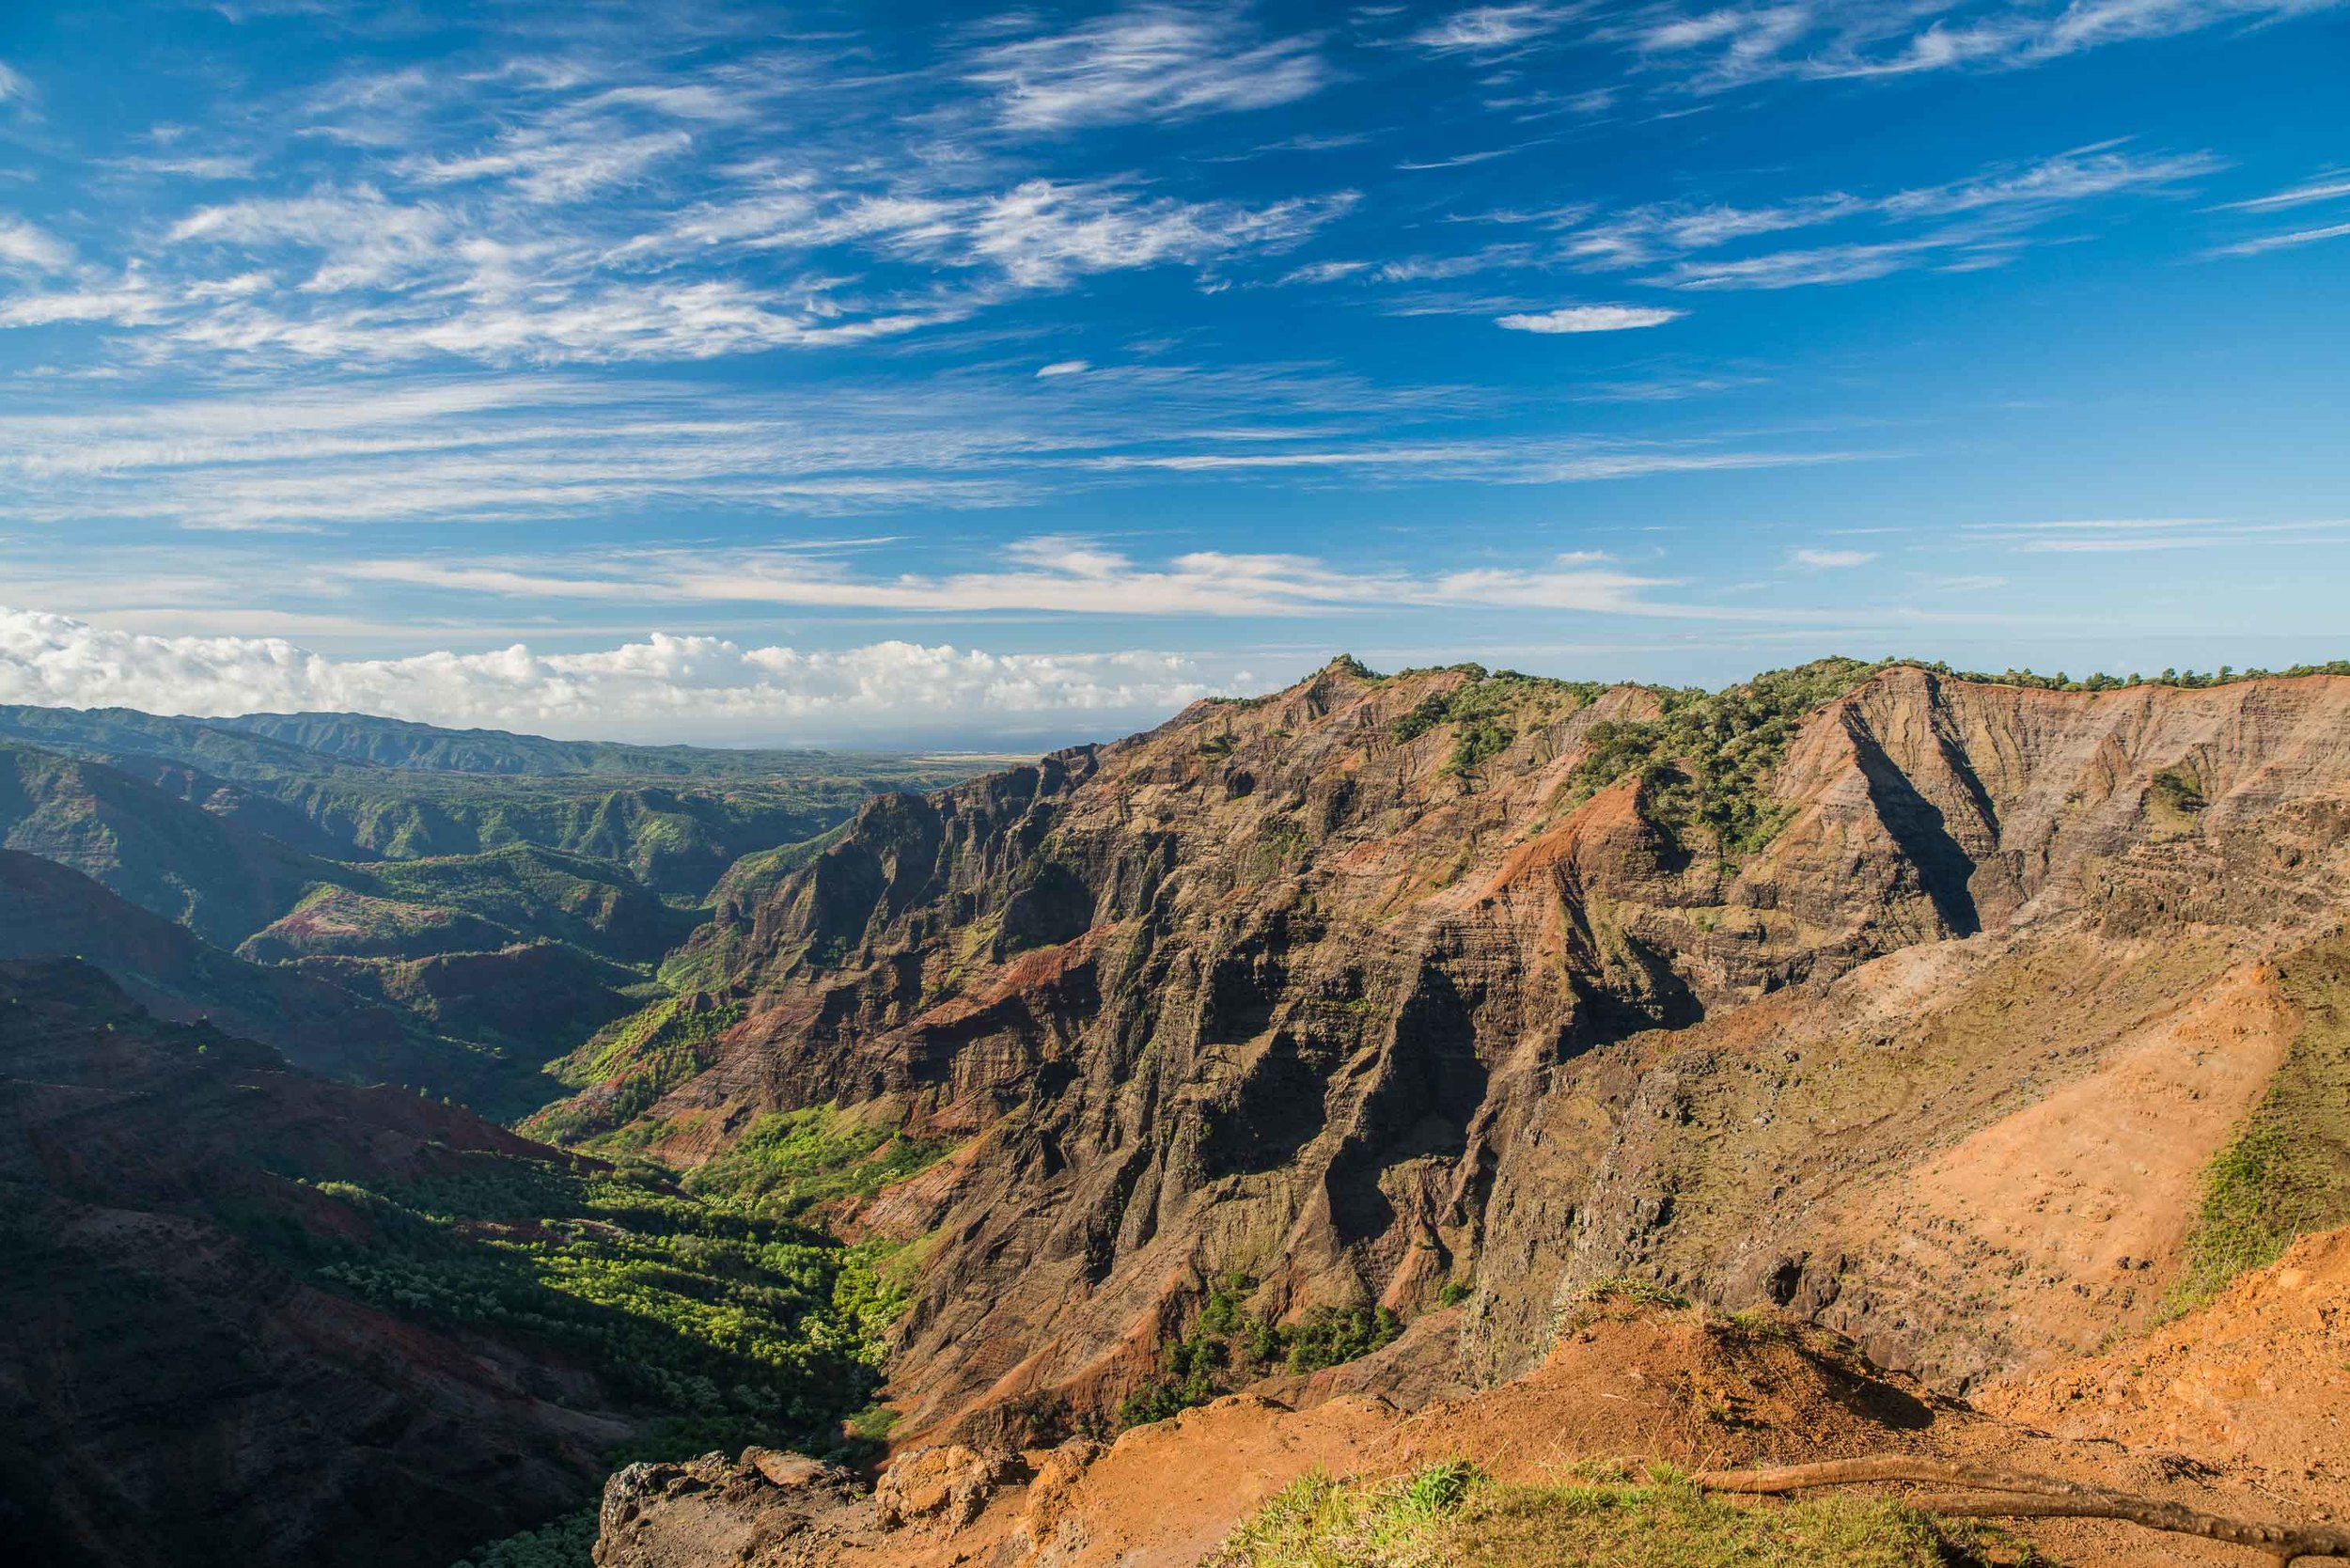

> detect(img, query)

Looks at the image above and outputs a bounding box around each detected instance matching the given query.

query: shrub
[1118,1278,1404,1429]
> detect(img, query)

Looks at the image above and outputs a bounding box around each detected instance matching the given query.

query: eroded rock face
[546,663,2350,1435]
[871,1445,1021,1530]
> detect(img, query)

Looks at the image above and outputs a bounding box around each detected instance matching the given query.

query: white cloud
[970,4,1331,131]
[1496,304,1684,332]
[1961,517,2350,552]
[401,126,694,204]
[0,371,1872,534]
[0,277,170,327]
[1619,0,2349,91]
[1036,359,1090,377]
[1411,6,1576,51]
[2208,219,2350,258]
[1791,547,1875,568]
[0,59,25,104]
[1879,144,2223,218]
[165,187,455,292]
[949,180,1355,290]
[1567,145,2214,290]
[0,216,72,273]
[322,535,1682,618]
[1652,240,1935,290]
[0,605,1247,745]
[2217,175,2350,212]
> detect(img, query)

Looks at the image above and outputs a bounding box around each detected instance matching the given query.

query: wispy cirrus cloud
[0,29,1357,372]
[1620,0,2350,92]
[324,535,1691,619]
[1962,517,2350,551]
[1409,6,1583,53]
[1554,143,2219,290]
[2206,219,2350,257]
[2217,173,2350,212]
[0,369,1871,532]
[966,4,1331,131]
[2203,169,2350,257]
[1651,239,1940,290]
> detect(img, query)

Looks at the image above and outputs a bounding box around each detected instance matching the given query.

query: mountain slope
[0,742,333,946]
[0,702,849,779]
[0,959,891,1568]
[0,702,993,900]
[237,843,702,966]
[0,849,556,1105]
[535,659,2350,1442]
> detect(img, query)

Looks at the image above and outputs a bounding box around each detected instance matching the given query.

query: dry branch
[1690,1458,2350,1564]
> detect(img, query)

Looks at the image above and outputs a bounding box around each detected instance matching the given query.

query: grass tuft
[1210,1463,2010,1568]
[2165,934,2350,1315]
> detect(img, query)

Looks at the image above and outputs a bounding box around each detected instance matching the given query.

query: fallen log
[1690,1459,2350,1564]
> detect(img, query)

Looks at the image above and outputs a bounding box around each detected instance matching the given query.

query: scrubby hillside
[535,658,2350,1446]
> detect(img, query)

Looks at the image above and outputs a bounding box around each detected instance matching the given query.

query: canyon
[7,660,2348,1566]
[553,659,2350,1450]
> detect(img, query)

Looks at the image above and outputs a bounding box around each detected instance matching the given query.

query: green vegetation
[1569,1277,1695,1327]
[338,843,703,964]
[2149,764,2207,818]
[449,1506,600,1568]
[307,1151,900,1450]
[1119,1275,1402,1429]
[525,994,746,1145]
[1209,1461,2004,1568]
[682,1103,959,1217]
[1914,658,2350,691]
[1561,657,1883,859]
[2166,935,2350,1313]
[1363,654,2350,861]
[0,700,984,902]
[1389,666,1608,777]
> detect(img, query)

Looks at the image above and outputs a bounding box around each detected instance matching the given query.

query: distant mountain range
[0,703,870,778]
[0,701,992,1114]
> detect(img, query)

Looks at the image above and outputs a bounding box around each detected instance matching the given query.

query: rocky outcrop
[594,1450,871,1568]
[544,661,2350,1437]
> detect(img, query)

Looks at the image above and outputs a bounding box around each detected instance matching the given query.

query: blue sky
[0,0,2344,744]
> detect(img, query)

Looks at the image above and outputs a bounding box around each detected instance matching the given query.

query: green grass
[1209,1462,2006,1568]
[1119,1276,1402,1429]
[2165,934,2350,1314]
[680,1103,959,1217]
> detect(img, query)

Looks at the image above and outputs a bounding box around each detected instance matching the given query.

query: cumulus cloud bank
[0,607,1249,747]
